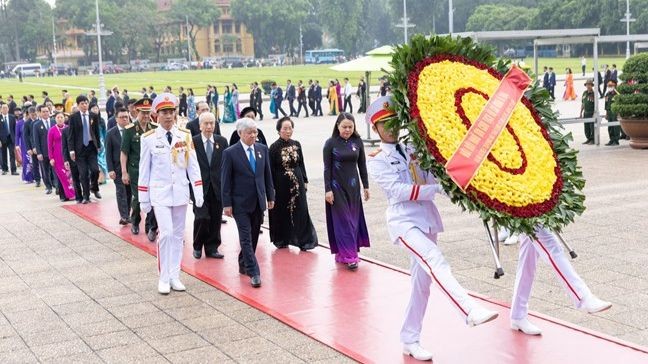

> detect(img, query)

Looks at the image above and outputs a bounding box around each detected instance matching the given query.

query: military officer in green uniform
[580,79,596,145]
[604,79,621,146]
[120,98,158,240]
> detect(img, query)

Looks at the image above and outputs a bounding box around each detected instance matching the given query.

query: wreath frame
[386,34,586,235]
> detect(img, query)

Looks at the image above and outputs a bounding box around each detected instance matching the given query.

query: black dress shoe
[35,181,41,187]
[147,229,157,242]
[81,199,90,204]
[93,191,102,199]
[205,251,224,259]
[347,262,359,270]
[250,275,262,288]
[131,225,140,235]
[11,172,18,176]
[76,199,83,204]
[239,266,246,275]
[274,243,288,249]
[193,249,202,259]
[300,243,318,251]
[119,218,129,225]
[60,198,70,202]
[45,189,52,195]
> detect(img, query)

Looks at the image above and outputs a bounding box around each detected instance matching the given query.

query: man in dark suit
[23,106,41,186]
[252,82,263,120]
[602,64,611,97]
[0,104,17,175]
[67,95,101,204]
[106,108,132,224]
[314,80,323,116]
[548,68,556,100]
[192,112,228,259]
[271,82,287,119]
[106,101,124,130]
[286,79,296,116]
[307,79,316,115]
[542,67,550,92]
[106,90,116,120]
[186,101,219,137]
[32,105,56,193]
[221,118,275,288]
[62,124,82,202]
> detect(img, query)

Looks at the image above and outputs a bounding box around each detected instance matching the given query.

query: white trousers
[511,226,592,320]
[155,205,188,284]
[398,228,476,344]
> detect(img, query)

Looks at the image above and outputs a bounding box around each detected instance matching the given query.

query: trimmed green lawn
[0,65,370,100]
[522,57,626,74]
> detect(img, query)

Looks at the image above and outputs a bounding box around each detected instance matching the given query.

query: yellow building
[156,0,255,59]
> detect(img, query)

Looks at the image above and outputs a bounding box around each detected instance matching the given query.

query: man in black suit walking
[271,82,287,119]
[106,108,132,224]
[67,95,101,204]
[286,79,296,116]
[32,105,56,193]
[221,118,275,288]
[192,112,228,259]
[252,82,263,120]
[23,106,41,186]
[314,80,323,116]
[0,104,17,175]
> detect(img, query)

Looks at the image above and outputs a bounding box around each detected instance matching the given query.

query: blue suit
[221,141,275,276]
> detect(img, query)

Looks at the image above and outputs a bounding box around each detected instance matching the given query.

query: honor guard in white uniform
[366,96,498,362]
[138,93,204,294]
[510,226,611,335]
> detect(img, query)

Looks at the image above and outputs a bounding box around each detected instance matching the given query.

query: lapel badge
[215,143,219,149]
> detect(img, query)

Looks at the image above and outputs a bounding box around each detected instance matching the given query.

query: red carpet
[65,199,648,363]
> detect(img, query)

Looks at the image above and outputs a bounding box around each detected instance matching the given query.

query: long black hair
[331,112,360,139]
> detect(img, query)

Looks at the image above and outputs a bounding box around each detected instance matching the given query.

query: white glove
[195,199,204,208]
[141,202,152,213]
[434,184,448,197]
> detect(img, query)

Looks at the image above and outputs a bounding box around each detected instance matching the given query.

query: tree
[115,0,159,62]
[318,0,364,55]
[231,0,310,57]
[168,0,221,60]
[0,0,53,62]
[466,4,539,32]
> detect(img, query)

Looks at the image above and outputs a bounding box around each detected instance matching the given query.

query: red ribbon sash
[445,65,531,190]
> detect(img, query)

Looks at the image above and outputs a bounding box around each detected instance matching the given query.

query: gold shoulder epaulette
[368,148,382,157]
[124,123,134,129]
[178,127,190,133]
[143,129,155,137]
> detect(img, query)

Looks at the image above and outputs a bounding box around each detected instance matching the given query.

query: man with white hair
[192,112,228,259]
[138,93,203,294]
[221,117,275,288]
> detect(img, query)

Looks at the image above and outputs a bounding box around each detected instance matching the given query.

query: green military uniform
[605,89,620,145]
[581,89,595,143]
[121,120,158,231]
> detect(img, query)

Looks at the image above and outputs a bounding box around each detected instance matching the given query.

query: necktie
[119,128,123,139]
[247,147,256,173]
[82,113,89,146]
[206,139,213,166]
[44,119,50,131]
[395,144,407,161]
[166,131,172,145]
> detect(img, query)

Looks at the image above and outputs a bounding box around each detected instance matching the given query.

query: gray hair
[236,117,257,134]
[199,112,216,125]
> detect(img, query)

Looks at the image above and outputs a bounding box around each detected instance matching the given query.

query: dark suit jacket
[187,117,220,137]
[0,114,16,143]
[221,142,275,213]
[32,119,55,158]
[549,72,556,87]
[286,84,296,100]
[314,85,322,100]
[543,72,550,87]
[229,128,267,146]
[254,88,262,109]
[67,111,101,154]
[107,115,117,130]
[273,87,283,103]
[193,134,228,199]
[24,118,35,150]
[105,126,123,175]
[62,127,73,163]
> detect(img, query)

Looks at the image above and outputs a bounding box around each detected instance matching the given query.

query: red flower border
[407,54,564,218]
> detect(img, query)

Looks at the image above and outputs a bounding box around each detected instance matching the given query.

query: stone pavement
[1,78,647,362]
[0,186,350,362]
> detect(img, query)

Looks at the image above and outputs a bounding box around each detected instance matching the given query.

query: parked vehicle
[11,63,43,77]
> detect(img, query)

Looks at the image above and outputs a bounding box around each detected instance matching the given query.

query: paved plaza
[1,79,647,362]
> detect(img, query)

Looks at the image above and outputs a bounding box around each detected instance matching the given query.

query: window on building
[235,21,240,34]
[236,39,242,53]
[222,20,232,34]
[213,21,219,34]
[214,40,221,53]
[223,43,233,53]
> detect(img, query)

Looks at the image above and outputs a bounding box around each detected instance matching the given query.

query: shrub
[611,53,648,119]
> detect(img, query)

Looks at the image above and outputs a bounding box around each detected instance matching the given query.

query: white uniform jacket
[138,126,204,207]
[367,142,443,243]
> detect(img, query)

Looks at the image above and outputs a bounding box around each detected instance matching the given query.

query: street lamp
[85,0,112,110]
[395,0,415,43]
[620,0,635,59]
[448,0,454,35]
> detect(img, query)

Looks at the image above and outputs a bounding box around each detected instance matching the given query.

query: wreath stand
[483,219,578,279]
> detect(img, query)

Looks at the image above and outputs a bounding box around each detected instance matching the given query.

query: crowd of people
[0,85,614,362]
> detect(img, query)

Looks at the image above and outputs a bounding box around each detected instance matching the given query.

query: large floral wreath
[387,35,586,235]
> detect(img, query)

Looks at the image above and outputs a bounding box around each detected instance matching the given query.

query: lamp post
[185,15,192,64]
[51,16,57,75]
[448,0,454,35]
[395,0,415,43]
[620,0,635,59]
[84,0,112,110]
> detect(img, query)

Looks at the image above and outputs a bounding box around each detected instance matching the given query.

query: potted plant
[611,53,648,149]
